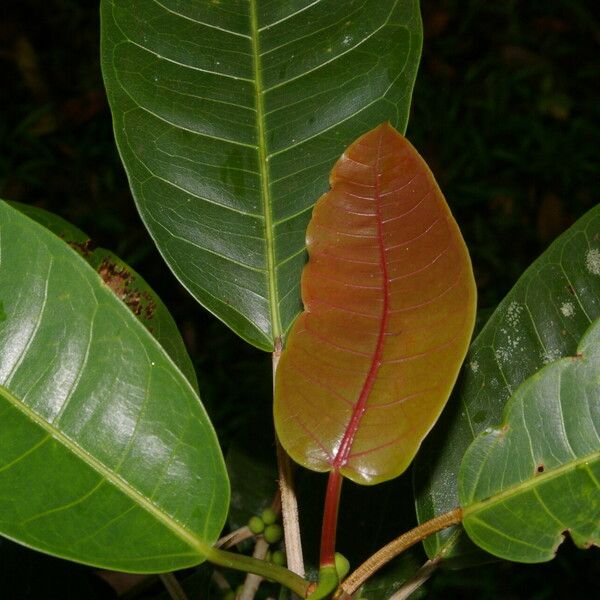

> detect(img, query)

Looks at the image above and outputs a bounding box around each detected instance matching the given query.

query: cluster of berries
[247,507,284,550]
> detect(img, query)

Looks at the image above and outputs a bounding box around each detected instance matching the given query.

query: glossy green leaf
[10,201,198,392]
[275,123,476,485]
[459,317,600,562]
[0,201,229,572]
[100,0,423,351]
[415,204,600,560]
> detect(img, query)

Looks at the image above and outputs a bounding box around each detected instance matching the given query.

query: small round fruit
[223,591,234,600]
[334,552,350,580]
[271,550,286,566]
[248,515,264,534]
[261,508,277,525]
[264,523,283,544]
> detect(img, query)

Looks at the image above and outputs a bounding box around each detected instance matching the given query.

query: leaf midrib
[463,449,599,516]
[334,140,391,470]
[249,0,282,343]
[0,384,208,557]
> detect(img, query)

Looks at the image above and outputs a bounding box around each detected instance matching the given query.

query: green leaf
[10,201,199,392]
[459,317,600,562]
[0,201,229,572]
[414,204,600,560]
[100,0,423,350]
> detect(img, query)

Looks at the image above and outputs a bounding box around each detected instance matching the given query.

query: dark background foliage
[0,0,598,598]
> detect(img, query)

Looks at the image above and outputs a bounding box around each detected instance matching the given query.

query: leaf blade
[275,124,476,484]
[414,204,600,560]
[0,201,229,572]
[100,0,423,350]
[459,317,600,562]
[9,201,199,392]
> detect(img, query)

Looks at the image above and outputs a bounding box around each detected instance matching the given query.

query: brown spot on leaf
[566,284,576,296]
[69,238,96,258]
[98,258,131,296]
[536,464,545,474]
[98,258,152,320]
[140,291,156,320]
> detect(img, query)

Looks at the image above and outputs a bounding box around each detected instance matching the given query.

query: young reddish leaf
[274,123,476,485]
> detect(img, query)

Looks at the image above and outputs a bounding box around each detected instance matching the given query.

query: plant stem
[319,469,343,567]
[308,566,338,600]
[240,536,270,600]
[387,558,441,600]
[335,508,463,599]
[216,525,254,549]
[211,570,232,594]
[158,573,188,600]
[273,339,305,579]
[206,546,309,598]
[276,442,305,578]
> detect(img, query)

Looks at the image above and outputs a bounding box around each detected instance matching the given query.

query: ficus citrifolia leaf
[0,201,229,572]
[459,316,600,562]
[275,123,476,485]
[10,201,198,392]
[414,204,600,562]
[101,0,423,351]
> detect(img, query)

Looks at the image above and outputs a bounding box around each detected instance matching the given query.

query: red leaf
[274,123,476,485]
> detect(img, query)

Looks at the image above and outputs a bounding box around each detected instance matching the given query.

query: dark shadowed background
[0,0,598,598]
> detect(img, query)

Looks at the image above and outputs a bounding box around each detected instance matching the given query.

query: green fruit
[334,552,350,580]
[271,550,286,566]
[264,523,283,544]
[223,592,235,600]
[261,508,278,525]
[248,515,265,534]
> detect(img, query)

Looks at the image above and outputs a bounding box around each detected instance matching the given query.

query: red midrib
[331,153,390,470]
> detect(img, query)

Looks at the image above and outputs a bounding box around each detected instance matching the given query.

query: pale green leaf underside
[414,204,600,560]
[0,201,228,572]
[460,317,600,562]
[101,0,423,350]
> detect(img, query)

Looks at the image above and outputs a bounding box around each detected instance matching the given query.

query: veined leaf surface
[460,317,600,562]
[10,201,198,392]
[100,0,423,351]
[274,124,476,485]
[0,201,228,572]
[414,204,600,561]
